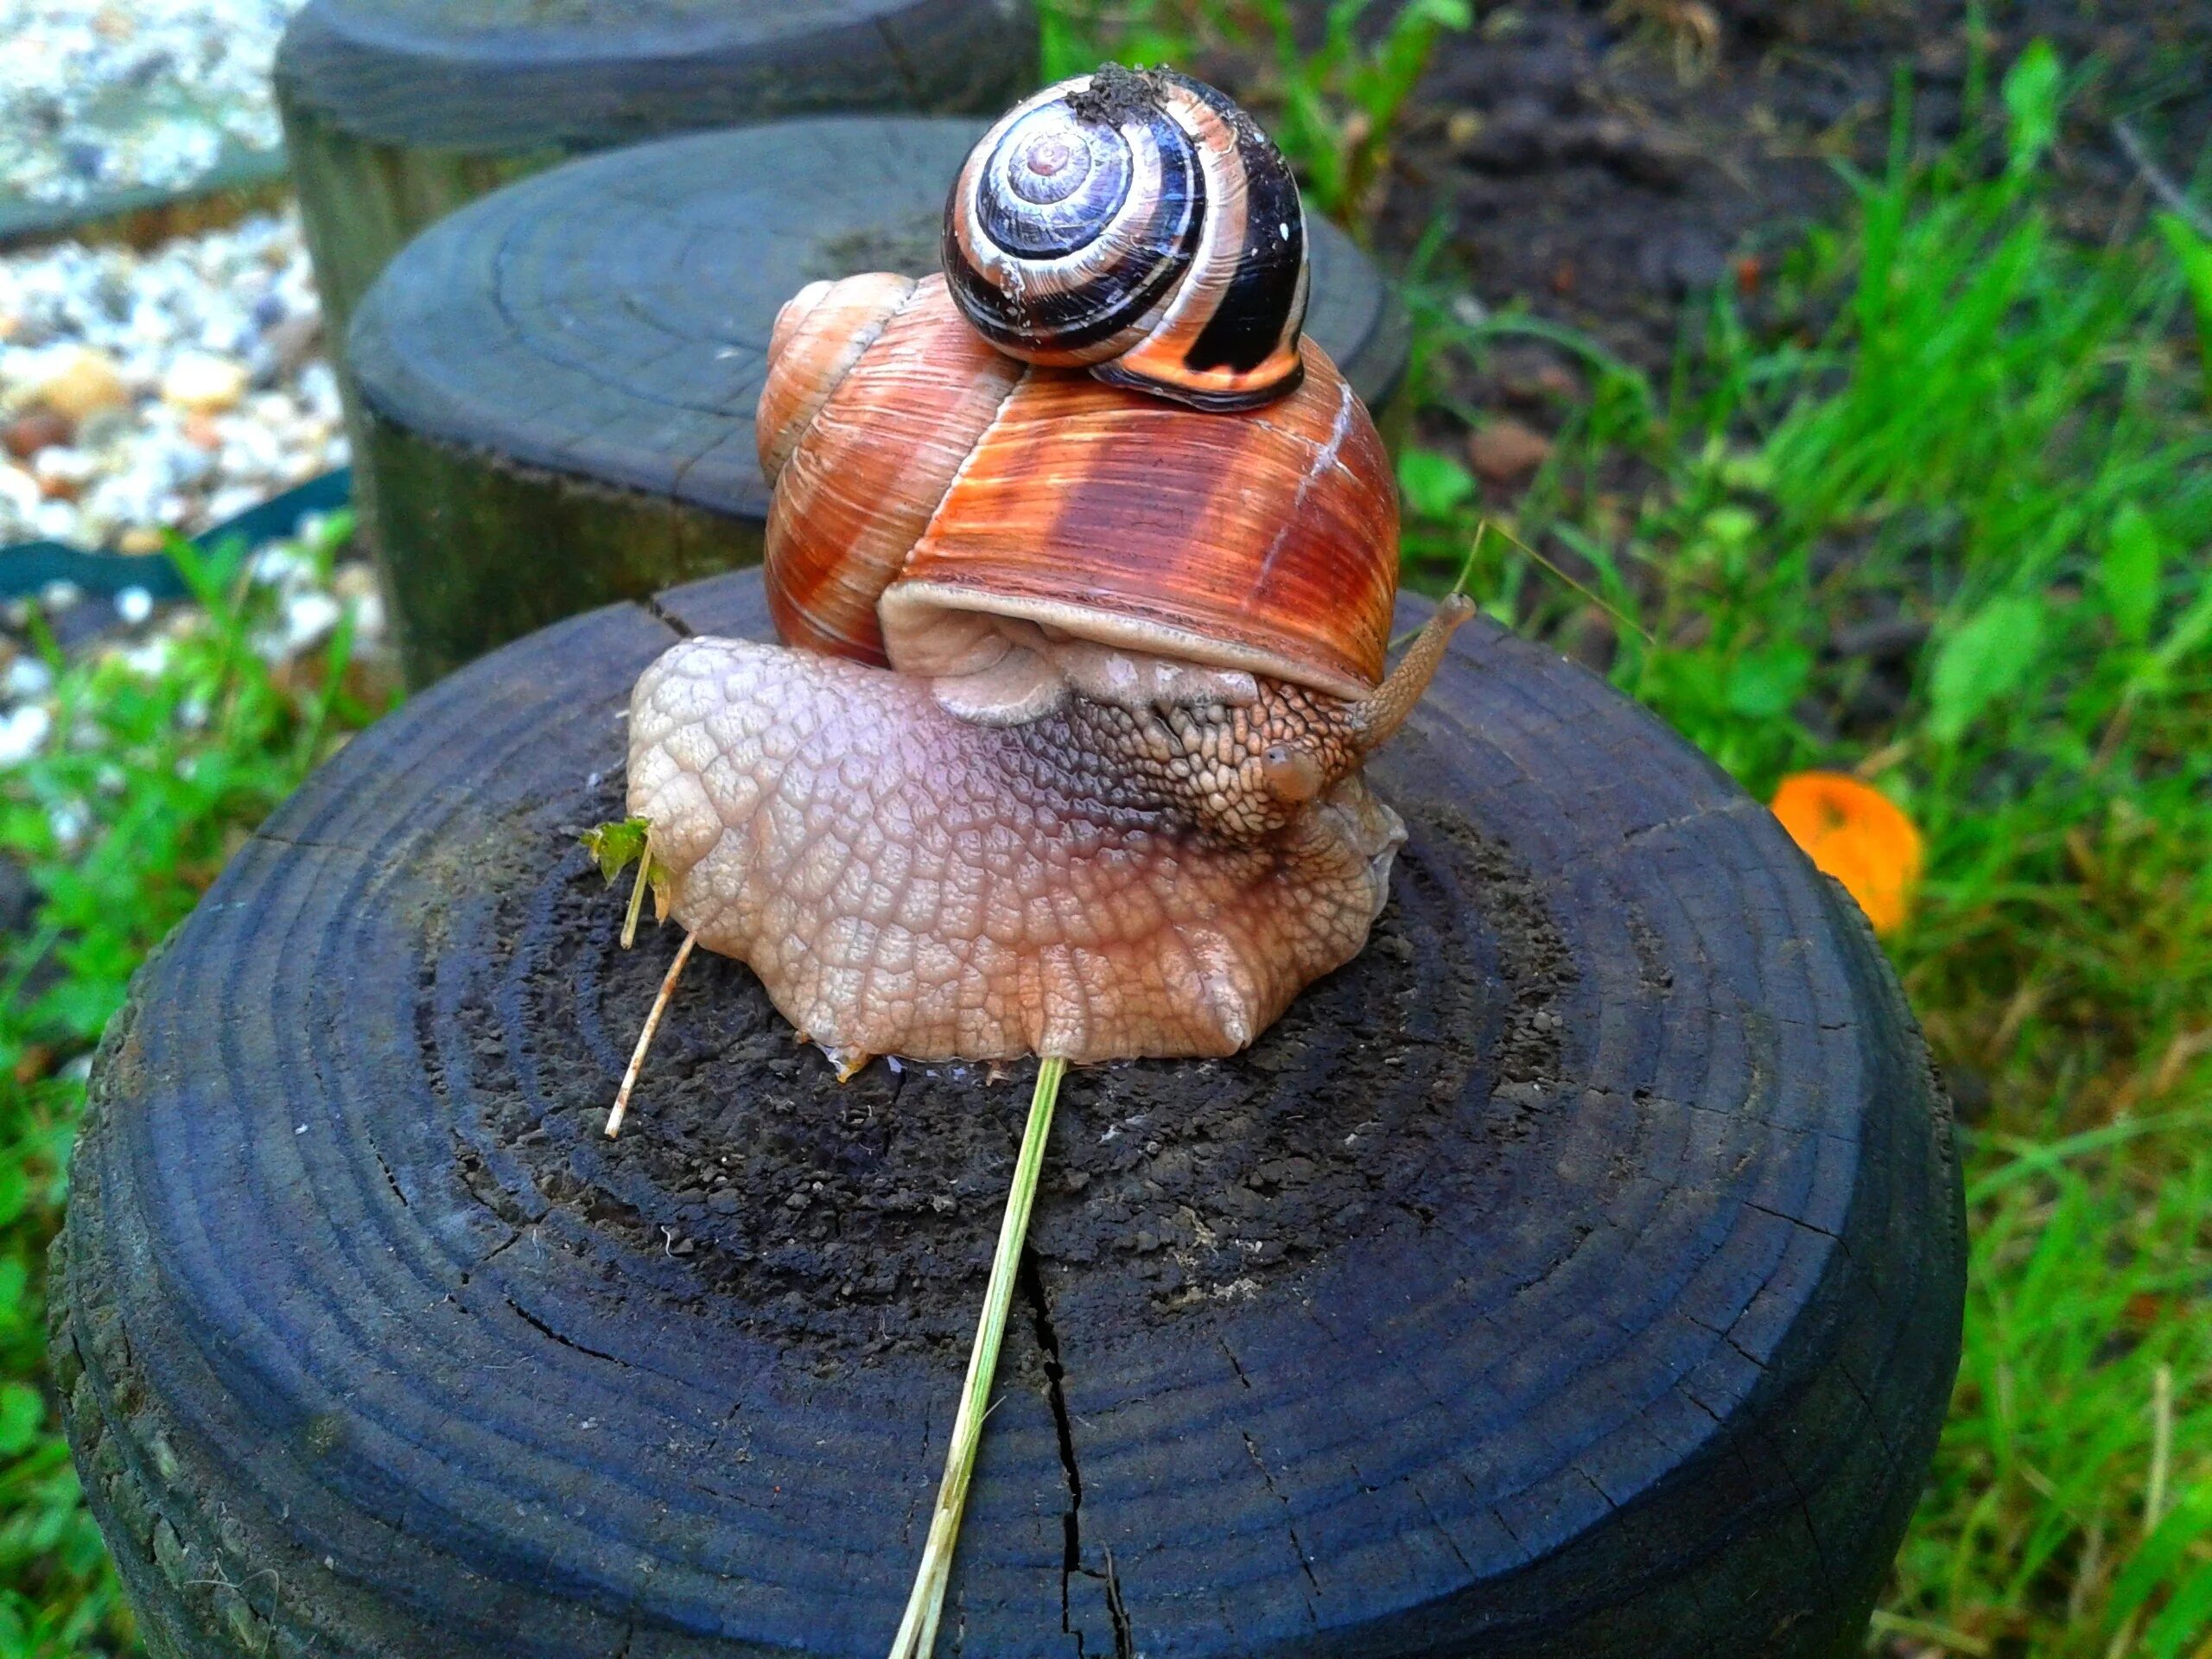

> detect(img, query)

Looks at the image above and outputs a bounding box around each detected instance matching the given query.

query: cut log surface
[276,0,1039,337]
[346,118,1409,687]
[55,571,1964,1659]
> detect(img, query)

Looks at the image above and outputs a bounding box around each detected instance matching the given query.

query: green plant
[0,518,383,1656]
[1040,0,1202,82]
[1236,0,1470,226]
[1038,0,1471,231]
[2158,212,2212,410]
[1393,42,2212,1655]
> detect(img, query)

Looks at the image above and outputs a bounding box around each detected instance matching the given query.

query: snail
[943,64,1310,411]
[620,79,1470,1071]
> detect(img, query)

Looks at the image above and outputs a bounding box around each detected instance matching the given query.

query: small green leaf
[2101,501,2163,645]
[1725,644,1813,720]
[1926,594,2046,743]
[2157,211,2212,408]
[1700,505,1762,547]
[582,817,651,885]
[2001,39,2061,175]
[0,1382,43,1457]
[1398,448,1476,518]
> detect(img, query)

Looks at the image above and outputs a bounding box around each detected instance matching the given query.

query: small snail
[943,64,1309,410]
[622,78,1468,1069]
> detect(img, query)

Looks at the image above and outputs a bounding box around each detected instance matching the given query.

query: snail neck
[885,606,1262,728]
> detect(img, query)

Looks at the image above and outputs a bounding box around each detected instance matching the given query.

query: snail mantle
[56,569,1965,1659]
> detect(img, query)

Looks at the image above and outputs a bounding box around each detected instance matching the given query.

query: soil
[1198,1,2212,391]
[446,785,1575,1363]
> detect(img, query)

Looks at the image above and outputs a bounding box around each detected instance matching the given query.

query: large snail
[623,69,1469,1070]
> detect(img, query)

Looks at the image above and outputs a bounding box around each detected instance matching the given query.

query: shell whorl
[943,66,1309,412]
[754,273,1396,697]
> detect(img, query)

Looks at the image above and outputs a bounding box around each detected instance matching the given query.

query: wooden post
[343,118,1410,686]
[56,572,1963,1659]
[275,0,1041,348]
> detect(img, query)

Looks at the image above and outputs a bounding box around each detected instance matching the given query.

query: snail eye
[1261,744,1325,804]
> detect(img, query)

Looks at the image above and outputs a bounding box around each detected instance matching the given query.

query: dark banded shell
[944,66,1309,412]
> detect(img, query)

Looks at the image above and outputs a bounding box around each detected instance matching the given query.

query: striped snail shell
[756,271,1395,700]
[943,65,1310,412]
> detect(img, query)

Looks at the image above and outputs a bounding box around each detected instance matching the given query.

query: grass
[0,9,2204,1656]
[0,518,379,1656]
[1043,0,1472,228]
[1390,41,2212,1659]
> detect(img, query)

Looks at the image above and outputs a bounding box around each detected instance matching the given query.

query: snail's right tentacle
[1347,595,1477,755]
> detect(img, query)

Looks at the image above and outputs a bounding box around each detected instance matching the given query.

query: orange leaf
[1770,771,1926,935]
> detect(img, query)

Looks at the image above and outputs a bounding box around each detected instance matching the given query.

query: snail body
[623,72,1467,1066]
[627,619,1456,1062]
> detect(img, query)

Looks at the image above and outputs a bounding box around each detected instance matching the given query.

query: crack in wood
[1017,1251,1089,1645]
[641,594,694,639]
[501,1297,629,1369]
[1238,1428,1321,1614]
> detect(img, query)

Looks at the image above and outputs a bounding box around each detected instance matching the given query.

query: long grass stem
[605,930,696,1140]
[888,1054,1067,1659]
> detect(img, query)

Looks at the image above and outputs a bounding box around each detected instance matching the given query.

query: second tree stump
[276,0,1039,344]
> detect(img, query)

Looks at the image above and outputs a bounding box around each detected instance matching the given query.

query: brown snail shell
[757,272,1396,701]
[943,65,1310,411]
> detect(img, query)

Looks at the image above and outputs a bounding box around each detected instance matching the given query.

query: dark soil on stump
[458,785,1575,1369]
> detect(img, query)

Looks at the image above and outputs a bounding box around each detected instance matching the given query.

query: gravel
[0,0,305,208]
[0,512,392,804]
[0,207,346,550]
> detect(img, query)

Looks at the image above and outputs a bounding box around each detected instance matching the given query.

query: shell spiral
[943,66,1310,411]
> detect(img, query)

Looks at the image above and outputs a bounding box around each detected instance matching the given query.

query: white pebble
[162,348,248,412]
[0,704,52,766]
[281,590,341,652]
[47,801,86,849]
[115,585,154,626]
[5,657,52,699]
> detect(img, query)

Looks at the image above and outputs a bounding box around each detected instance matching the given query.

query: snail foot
[815,1043,874,1084]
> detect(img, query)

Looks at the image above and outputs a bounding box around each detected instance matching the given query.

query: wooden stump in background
[57,570,1963,1659]
[345,118,1411,687]
[275,0,1039,345]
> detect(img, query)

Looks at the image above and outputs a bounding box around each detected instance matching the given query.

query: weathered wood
[346,118,1411,688]
[57,568,1962,1659]
[276,0,1039,345]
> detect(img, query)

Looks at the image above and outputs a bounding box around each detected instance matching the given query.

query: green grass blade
[889,1055,1067,1659]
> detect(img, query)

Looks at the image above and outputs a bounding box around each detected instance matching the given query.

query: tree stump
[275,0,1039,345]
[345,118,1410,688]
[56,569,1964,1659]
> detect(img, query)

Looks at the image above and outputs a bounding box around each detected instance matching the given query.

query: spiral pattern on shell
[944,66,1310,411]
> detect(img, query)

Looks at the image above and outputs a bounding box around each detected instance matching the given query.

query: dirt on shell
[444,785,1576,1363]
